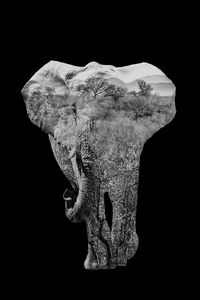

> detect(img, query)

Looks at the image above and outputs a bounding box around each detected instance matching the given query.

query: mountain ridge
[27,61,175,96]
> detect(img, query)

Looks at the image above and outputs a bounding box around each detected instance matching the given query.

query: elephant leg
[110,183,139,266]
[83,177,116,270]
[84,176,139,269]
[84,215,115,270]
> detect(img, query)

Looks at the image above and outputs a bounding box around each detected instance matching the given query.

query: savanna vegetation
[74,76,175,122]
[25,75,175,162]
[27,75,175,135]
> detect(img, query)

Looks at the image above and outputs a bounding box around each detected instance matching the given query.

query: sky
[116,63,165,83]
[30,61,167,86]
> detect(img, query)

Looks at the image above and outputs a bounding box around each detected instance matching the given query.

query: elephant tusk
[65,197,72,201]
[68,146,77,159]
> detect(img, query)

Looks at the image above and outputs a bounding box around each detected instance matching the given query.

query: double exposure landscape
[23,61,175,149]
[22,61,176,269]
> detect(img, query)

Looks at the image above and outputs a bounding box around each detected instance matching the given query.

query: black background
[7,3,191,296]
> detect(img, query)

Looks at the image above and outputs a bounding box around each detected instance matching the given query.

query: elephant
[21,61,176,269]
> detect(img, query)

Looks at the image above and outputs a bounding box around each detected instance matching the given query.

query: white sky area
[30,60,166,84]
[116,63,165,83]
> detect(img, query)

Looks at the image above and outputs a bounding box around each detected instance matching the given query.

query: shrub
[92,104,114,121]
[122,98,153,119]
[135,100,153,119]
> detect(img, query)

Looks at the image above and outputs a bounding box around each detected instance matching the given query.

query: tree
[80,76,108,98]
[76,83,90,97]
[104,84,127,102]
[45,86,55,95]
[137,80,153,96]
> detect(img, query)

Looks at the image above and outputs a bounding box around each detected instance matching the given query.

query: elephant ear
[21,61,72,136]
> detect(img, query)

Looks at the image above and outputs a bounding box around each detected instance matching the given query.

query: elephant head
[21,61,176,269]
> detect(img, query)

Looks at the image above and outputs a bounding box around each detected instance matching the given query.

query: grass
[27,84,175,147]
[46,91,175,143]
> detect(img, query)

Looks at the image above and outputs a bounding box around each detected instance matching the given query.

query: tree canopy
[104,84,127,102]
[76,76,108,98]
[137,80,153,96]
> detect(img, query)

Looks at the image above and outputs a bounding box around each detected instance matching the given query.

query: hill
[125,74,175,96]
[107,77,127,88]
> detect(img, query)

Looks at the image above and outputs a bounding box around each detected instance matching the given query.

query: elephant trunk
[63,153,93,223]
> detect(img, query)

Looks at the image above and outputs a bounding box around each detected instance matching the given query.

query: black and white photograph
[21,60,176,271]
[6,3,191,297]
